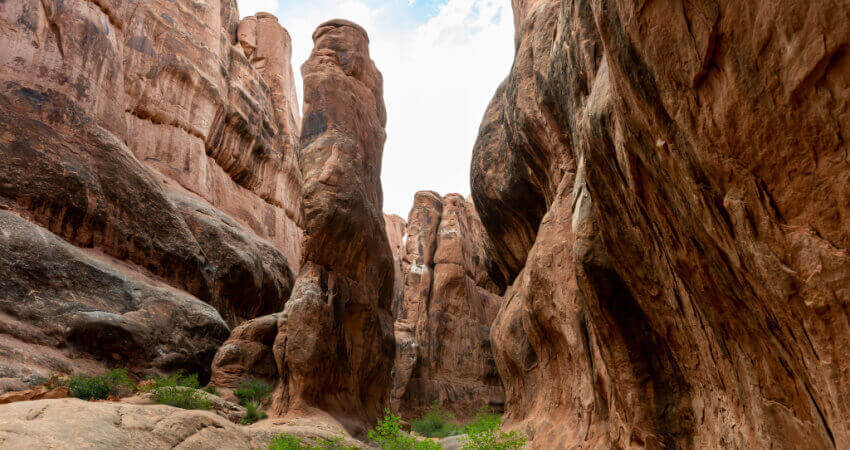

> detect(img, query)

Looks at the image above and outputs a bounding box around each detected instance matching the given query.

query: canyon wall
[0,0,301,380]
[472,0,850,448]
[391,192,503,418]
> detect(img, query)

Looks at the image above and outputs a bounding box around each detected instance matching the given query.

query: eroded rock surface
[269,19,395,434]
[0,398,367,449]
[473,0,850,448]
[391,192,503,418]
[0,0,302,380]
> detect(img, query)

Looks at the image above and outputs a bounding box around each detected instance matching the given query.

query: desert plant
[268,434,306,450]
[143,372,211,410]
[462,408,501,436]
[411,402,462,438]
[369,409,442,450]
[143,371,202,391]
[67,368,135,400]
[267,433,358,450]
[242,400,268,424]
[235,379,273,406]
[460,409,526,450]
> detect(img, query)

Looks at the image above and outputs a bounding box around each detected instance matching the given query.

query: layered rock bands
[472,0,850,448]
[0,0,301,381]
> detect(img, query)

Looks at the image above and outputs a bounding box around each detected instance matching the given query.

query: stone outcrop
[210,215,406,399]
[391,192,503,418]
[0,398,366,448]
[0,0,302,380]
[472,0,850,448]
[268,19,395,434]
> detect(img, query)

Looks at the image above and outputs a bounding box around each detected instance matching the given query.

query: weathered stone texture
[0,0,302,380]
[392,192,503,418]
[268,19,395,434]
[473,0,850,448]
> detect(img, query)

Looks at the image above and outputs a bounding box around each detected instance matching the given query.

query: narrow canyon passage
[0,0,849,448]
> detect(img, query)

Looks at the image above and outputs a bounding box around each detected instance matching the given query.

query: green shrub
[235,379,272,406]
[242,401,268,424]
[143,372,211,410]
[460,409,526,450]
[462,409,501,435]
[369,409,442,450]
[411,402,462,438]
[67,368,135,400]
[269,434,305,450]
[143,372,201,391]
[267,433,358,449]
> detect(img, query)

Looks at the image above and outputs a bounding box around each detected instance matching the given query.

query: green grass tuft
[268,433,358,449]
[235,379,272,406]
[369,409,442,450]
[242,401,268,424]
[142,372,211,410]
[67,368,135,400]
[411,402,462,438]
[460,408,526,450]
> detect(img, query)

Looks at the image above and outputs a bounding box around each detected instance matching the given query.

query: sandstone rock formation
[268,19,395,434]
[0,0,302,381]
[0,398,365,448]
[472,0,850,448]
[391,192,503,418]
[210,215,406,400]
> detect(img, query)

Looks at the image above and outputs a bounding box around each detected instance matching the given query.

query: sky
[236,0,515,217]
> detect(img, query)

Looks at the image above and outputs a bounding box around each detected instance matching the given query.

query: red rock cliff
[473,0,850,447]
[0,0,302,380]
[391,192,503,418]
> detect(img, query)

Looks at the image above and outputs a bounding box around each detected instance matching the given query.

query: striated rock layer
[268,19,395,434]
[472,0,850,448]
[0,0,302,380]
[391,192,503,418]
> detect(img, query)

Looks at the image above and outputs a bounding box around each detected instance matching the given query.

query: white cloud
[242,0,514,218]
[238,0,279,16]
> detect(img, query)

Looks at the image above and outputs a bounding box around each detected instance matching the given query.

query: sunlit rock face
[473,0,850,447]
[268,19,395,434]
[0,0,301,380]
[391,191,504,418]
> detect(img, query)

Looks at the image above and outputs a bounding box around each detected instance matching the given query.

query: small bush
[268,433,358,450]
[235,379,272,406]
[461,409,526,450]
[67,368,135,400]
[143,372,201,391]
[143,372,211,410]
[462,409,501,435]
[242,401,268,424]
[411,402,462,438]
[269,434,305,450]
[369,409,442,450]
